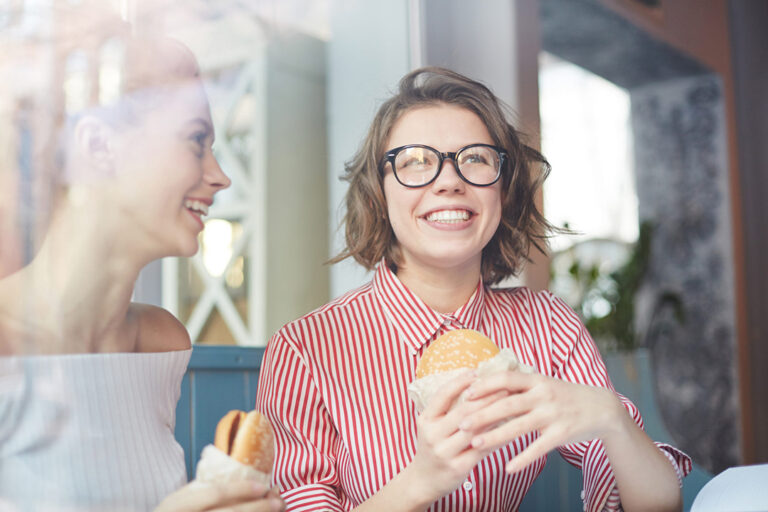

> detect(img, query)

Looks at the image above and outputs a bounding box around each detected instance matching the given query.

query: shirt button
[462,481,473,492]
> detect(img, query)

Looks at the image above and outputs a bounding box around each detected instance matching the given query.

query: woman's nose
[431,158,465,193]
[206,154,231,190]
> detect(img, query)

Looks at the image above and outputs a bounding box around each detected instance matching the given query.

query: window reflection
[64,50,90,114]
[4,0,335,347]
[540,52,639,251]
[98,37,124,105]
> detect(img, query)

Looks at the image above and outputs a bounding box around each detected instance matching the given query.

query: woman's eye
[400,154,433,169]
[462,152,489,165]
[192,133,207,147]
[190,132,210,156]
[403,158,423,167]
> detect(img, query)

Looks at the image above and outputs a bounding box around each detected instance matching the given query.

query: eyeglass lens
[393,145,501,186]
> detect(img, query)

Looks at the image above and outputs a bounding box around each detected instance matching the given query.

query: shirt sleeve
[255,332,347,512]
[540,292,692,512]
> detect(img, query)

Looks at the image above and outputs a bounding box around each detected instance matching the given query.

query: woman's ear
[72,116,116,176]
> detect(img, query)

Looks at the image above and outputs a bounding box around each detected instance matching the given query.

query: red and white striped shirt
[256,262,691,511]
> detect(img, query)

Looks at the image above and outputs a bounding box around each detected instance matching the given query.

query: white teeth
[184,199,209,216]
[425,209,471,223]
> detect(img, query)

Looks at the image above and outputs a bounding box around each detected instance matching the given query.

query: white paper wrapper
[190,444,271,488]
[407,348,536,412]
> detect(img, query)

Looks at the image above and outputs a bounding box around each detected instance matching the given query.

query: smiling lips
[423,209,473,224]
[185,199,209,216]
[184,199,210,228]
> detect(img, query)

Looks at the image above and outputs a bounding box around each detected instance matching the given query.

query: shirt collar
[373,260,487,353]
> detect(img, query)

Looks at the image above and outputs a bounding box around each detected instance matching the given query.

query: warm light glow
[225,256,245,289]
[202,219,233,277]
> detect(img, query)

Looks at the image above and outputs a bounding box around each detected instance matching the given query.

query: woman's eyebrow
[187,118,213,132]
[184,118,215,142]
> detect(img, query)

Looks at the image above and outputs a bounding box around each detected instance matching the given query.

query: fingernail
[506,461,518,473]
[270,498,284,511]
[471,437,484,448]
[459,419,471,430]
[252,482,267,494]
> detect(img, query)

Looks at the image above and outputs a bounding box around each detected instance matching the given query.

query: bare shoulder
[130,303,191,353]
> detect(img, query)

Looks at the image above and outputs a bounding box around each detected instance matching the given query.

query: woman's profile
[0,35,283,512]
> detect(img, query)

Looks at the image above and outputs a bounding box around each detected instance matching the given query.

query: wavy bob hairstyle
[331,67,554,285]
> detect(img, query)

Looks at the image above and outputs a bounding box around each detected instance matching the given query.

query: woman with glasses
[255,67,690,512]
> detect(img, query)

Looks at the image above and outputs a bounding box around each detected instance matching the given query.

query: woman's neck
[395,258,482,314]
[0,200,150,353]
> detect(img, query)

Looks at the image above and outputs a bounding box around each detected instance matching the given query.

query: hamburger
[415,329,500,379]
[214,410,274,474]
[194,409,275,485]
[408,329,534,412]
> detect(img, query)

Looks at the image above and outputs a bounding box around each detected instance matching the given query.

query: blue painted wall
[175,345,264,478]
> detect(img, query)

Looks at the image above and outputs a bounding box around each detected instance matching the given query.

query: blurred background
[1,0,765,508]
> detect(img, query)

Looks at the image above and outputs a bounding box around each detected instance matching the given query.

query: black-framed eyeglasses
[380,143,508,188]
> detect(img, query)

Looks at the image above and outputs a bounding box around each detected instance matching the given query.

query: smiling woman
[0,35,282,512]
[0,36,229,355]
[256,67,691,512]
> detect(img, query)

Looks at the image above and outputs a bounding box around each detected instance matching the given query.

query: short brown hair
[331,67,554,285]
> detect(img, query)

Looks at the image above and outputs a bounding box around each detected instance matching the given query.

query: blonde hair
[331,67,554,285]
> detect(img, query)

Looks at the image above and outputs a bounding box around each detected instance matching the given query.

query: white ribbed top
[0,349,191,511]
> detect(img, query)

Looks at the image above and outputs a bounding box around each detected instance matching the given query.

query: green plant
[551,222,684,352]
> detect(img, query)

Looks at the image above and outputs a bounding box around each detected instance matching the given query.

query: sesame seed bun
[415,329,500,379]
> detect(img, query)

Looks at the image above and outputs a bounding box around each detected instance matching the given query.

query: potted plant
[531,221,709,511]
[550,221,684,354]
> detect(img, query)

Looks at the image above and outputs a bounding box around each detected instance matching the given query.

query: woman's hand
[404,371,507,500]
[352,371,509,511]
[459,370,626,473]
[155,480,284,512]
[461,370,683,511]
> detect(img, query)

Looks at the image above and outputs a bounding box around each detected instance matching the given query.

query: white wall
[327,0,413,298]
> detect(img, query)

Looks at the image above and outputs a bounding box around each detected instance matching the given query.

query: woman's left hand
[154,481,284,512]
[458,370,628,473]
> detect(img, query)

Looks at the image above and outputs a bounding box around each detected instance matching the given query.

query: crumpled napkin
[191,444,271,487]
[407,348,536,412]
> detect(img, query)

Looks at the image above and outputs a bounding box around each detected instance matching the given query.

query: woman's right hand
[155,480,284,512]
[405,371,503,501]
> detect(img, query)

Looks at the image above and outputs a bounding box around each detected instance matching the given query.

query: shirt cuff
[581,440,693,512]
[656,442,693,486]
[581,439,615,512]
[282,485,346,512]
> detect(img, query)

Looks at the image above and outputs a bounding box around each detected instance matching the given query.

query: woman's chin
[403,250,482,277]
[168,237,200,259]
[178,242,200,258]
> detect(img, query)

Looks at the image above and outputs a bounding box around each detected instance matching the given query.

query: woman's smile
[420,207,476,229]
[183,198,211,229]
